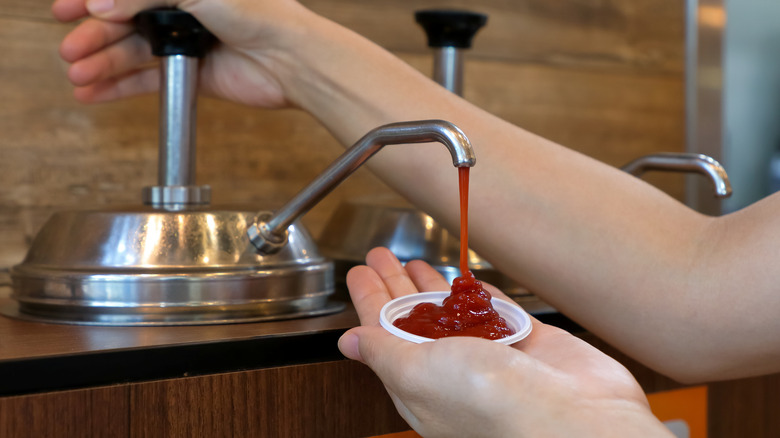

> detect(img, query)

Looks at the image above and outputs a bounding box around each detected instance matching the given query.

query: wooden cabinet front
[1,360,408,438]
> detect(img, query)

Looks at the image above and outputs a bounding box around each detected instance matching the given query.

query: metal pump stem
[137,9,213,208]
[160,55,198,187]
[433,47,464,96]
[142,54,211,207]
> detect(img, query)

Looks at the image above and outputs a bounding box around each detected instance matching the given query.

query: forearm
[274,8,780,381]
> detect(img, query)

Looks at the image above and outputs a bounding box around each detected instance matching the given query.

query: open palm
[339,247,670,437]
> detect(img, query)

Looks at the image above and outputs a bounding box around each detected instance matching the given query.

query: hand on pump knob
[54,0,306,109]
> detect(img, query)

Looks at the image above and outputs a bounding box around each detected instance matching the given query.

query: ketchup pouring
[459,167,470,275]
[392,167,515,340]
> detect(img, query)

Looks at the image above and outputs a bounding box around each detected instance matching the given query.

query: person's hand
[338,247,672,438]
[51,0,315,107]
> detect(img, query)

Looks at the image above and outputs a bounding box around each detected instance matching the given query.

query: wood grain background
[0,0,685,274]
[0,360,410,437]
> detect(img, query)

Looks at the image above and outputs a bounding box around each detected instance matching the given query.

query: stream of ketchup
[459,167,470,276]
[392,167,514,340]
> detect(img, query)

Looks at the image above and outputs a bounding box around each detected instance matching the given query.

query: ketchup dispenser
[6,9,476,325]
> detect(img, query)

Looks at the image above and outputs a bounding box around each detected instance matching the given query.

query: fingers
[58,12,157,102]
[338,326,408,367]
[404,259,515,303]
[66,33,153,88]
[346,247,524,334]
[404,260,450,292]
[337,328,363,361]
[52,0,175,22]
[338,327,426,431]
[73,66,159,102]
[338,325,416,373]
[364,247,419,299]
[345,265,391,327]
[87,0,178,21]
[52,0,89,22]
[346,248,437,327]
[60,18,137,64]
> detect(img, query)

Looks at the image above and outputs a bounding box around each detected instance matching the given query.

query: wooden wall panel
[0,0,52,20]
[462,58,685,168]
[3,0,685,76]
[303,0,684,73]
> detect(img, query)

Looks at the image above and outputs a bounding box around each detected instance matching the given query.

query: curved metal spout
[620,152,732,198]
[248,120,476,253]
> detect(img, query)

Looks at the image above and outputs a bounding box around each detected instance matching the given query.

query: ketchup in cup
[392,167,515,341]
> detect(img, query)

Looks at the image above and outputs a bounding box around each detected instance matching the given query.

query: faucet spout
[620,152,732,198]
[248,120,476,253]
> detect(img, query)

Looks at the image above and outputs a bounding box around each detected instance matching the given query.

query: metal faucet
[248,120,477,253]
[620,152,732,198]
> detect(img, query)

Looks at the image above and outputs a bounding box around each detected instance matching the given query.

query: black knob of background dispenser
[135,8,216,57]
[415,9,488,49]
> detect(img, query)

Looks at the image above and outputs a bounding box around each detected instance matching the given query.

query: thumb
[337,328,365,362]
[338,326,413,370]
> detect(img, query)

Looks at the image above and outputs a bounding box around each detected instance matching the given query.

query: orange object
[647,386,708,438]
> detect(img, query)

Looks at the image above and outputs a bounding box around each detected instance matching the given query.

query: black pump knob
[415,9,488,49]
[135,8,216,57]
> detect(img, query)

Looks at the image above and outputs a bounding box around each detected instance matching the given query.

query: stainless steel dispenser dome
[7,9,478,325]
[10,208,335,325]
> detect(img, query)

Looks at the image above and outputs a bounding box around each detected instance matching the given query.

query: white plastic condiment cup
[379,291,533,345]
